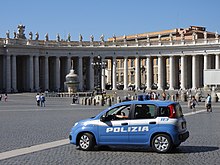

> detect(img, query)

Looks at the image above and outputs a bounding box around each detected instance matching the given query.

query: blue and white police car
[69,99,189,153]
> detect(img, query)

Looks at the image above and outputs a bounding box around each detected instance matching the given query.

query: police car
[69,99,189,153]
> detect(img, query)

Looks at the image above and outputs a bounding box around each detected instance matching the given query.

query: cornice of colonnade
[2,38,220,58]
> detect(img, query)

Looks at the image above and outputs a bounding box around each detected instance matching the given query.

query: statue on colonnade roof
[79,34,83,42]
[56,33,60,42]
[67,33,71,42]
[100,34,104,42]
[13,31,16,39]
[29,32,33,40]
[113,34,116,42]
[35,32,39,40]
[45,33,49,41]
[215,31,219,39]
[16,24,26,39]
[6,30,10,39]
[90,35,94,42]
[123,34,127,42]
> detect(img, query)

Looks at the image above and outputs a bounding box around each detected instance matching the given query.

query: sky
[1,0,220,41]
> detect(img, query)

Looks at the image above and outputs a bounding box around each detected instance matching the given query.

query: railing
[1,37,219,47]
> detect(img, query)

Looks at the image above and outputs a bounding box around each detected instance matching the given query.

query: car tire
[151,134,172,153]
[78,133,95,151]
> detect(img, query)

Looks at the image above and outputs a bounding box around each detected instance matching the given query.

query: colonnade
[1,52,219,93]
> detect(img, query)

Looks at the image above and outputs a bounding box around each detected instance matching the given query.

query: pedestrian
[40,94,46,107]
[162,91,166,100]
[206,94,212,112]
[4,93,8,102]
[36,93,40,106]
[175,92,179,101]
[190,96,198,112]
[166,93,170,100]
[72,94,78,104]
[0,94,2,101]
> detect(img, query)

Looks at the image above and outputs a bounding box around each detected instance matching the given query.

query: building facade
[0,25,219,93]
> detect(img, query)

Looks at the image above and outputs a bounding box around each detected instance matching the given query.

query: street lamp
[91,55,107,94]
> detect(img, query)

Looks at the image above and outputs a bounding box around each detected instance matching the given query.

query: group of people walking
[36,93,46,107]
[0,93,8,102]
[189,94,212,112]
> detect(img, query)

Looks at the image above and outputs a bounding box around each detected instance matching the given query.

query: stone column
[11,55,17,92]
[6,55,11,93]
[45,56,49,90]
[203,55,208,89]
[169,56,174,90]
[215,54,220,69]
[34,56,40,91]
[29,55,34,91]
[158,56,165,90]
[89,57,94,90]
[180,56,186,89]
[55,56,60,91]
[192,55,198,89]
[146,56,153,90]
[112,57,117,90]
[135,57,140,90]
[204,55,208,70]
[123,57,128,90]
[67,56,71,72]
[101,59,106,90]
[78,57,83,91]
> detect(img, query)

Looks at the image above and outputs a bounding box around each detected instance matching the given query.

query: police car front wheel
[78,133,95,151]
[151,134,172,153]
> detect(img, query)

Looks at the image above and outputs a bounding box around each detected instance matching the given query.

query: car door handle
[149,121,156,124]
[121,123,128,125]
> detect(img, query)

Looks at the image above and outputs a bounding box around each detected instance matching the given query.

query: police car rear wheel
[152,134,172,153]
[78,133,95,151]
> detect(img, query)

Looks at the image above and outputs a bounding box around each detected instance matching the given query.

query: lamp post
[91,55,107,94]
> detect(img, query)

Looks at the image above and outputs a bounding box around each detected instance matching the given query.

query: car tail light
[168,105,176,118]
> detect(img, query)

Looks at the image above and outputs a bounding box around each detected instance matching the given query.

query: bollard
[195,93,201,102]
[93,98,96,106]
[88,98,91,105]
[101,97,104,106]
[80,98,84,105]
[117,96,121,103]
[181,92,187,102]
[84,98,87,105]
[211,92,218,102]
[111,97,114,103]
[107,98,112,106]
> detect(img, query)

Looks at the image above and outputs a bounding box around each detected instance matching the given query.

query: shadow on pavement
[86,145,219,154]
[171,145,219,153]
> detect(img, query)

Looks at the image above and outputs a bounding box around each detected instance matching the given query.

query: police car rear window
[158,107,170,117]
[158,103,183,118]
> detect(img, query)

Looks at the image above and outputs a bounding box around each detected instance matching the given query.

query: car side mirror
[100,115,106,122]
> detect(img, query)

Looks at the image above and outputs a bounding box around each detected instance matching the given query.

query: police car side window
[105,105,130,120]
[158,107,169,117]
[134,104,155,119]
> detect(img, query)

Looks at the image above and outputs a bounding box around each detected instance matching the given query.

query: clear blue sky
[1,0,220,41]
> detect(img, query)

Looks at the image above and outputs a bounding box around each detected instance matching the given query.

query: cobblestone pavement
[0,93,220,165]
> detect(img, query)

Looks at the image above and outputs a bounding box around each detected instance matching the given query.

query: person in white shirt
[36,93,40,106]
